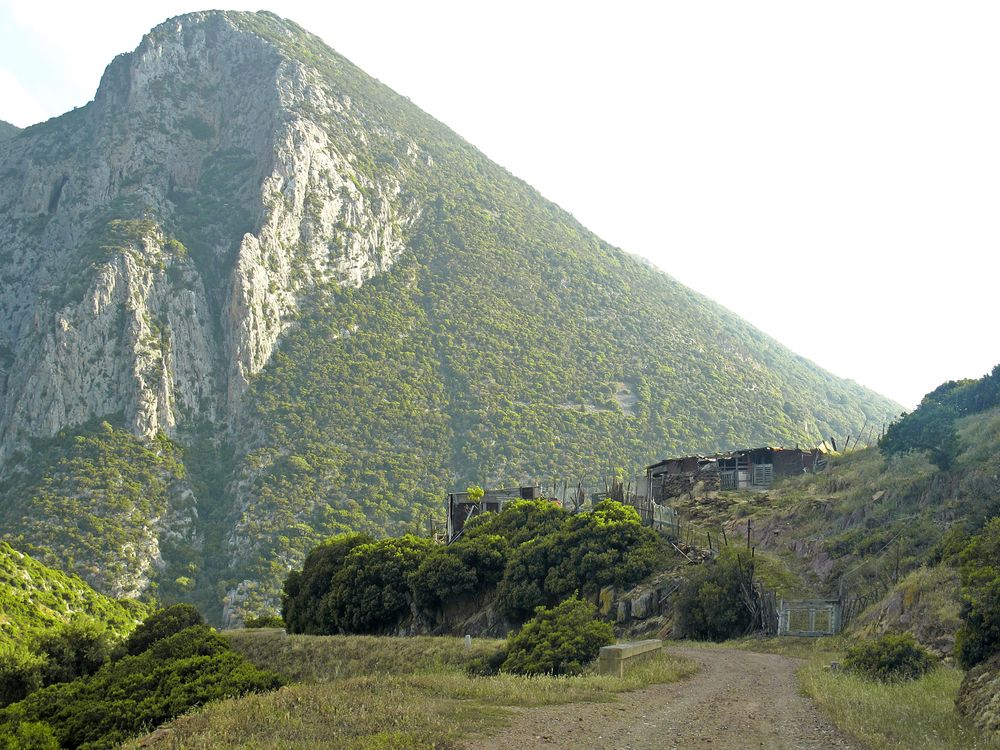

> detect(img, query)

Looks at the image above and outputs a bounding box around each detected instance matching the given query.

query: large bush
[955,518,1000,669]
[0,625,283,750]
[0,620,114,708]
[843,632,937,681]
[673,547,753,641]
[324,535,434,633]
[0,647,44,708]
[282,499,661,635]
[281,533,373,634]
[408,550,478,614]
[501,597,613,675]
[123,603,203,656]
[496,500,662,621]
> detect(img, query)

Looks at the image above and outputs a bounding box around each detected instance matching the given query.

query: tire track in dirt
[463,647,858,750]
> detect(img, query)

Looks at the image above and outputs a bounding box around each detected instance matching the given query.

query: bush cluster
[843,632,937,681]
[881,364,1000,470]
[500,597,613,676]
[0,619,115,708]
[955,517,1000,669]
[283,499,663,634]
[0,605,283,749]
[673,547,753,641]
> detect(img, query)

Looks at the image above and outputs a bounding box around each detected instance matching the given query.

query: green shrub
[0,647,44,708]
[408,549,478,614]
[0,720,58,750]
[673,547,753,641]
[324,535,434,633]
[501,596,613,675]
[282,533,374,634]
[123,603,203,655]
[955,517,1000,669]
[0,625,283,750]
[33,619,113,686]
[843,632,938,681]
[496,500,662,621]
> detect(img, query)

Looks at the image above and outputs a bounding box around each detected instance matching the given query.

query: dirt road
[464,647,858,750]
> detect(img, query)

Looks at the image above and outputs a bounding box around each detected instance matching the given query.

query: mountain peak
[0,12,900,622]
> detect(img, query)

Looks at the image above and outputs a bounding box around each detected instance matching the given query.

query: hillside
[0,10,898,621]
[0,121,19,141]
[660,366,1000,650]
[0,542,146,645]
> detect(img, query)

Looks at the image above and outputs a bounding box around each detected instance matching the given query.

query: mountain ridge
[0,10,900,621]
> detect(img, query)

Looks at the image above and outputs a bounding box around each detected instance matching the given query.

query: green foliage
[0,543,146,649]
[408,550,478,614]
[0,625,284,750]
[674,547,754,641]
[324,535,435,634]
[955,517,1000,669]
[0,647,45,708]
[32,619,114,687]
[843,632,938,681]
[495,500,662,621]
[0,720,58,750]
[882,365,1000,470]
[124,604,203,656]
[281,533,374,634]
[0,422,188,598]
[500,597,614,676]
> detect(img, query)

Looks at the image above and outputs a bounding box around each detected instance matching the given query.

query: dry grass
[225,629,504,682]
[800,662,1000,750]
[123,634,697,749]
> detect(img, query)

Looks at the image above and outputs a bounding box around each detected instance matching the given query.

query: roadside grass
[225,629,504,682]
[123,634,697,749]
[688,636,999,749]
[799,661,999,750]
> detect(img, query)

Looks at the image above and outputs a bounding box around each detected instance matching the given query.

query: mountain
[0,121,20,141]
[0,11,899,622]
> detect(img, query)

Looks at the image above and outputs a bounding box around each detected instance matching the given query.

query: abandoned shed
[446,485,541,542]
[646,446,827,501]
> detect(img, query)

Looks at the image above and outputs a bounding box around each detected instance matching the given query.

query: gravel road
[463,647,859,750]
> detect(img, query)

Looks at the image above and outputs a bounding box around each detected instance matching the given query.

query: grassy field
[800,662,999,750]
[693,636,999,750]
[123,632,697,749]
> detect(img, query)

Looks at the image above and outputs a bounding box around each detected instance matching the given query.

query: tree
[955,518,1000,669]
[281,533,373,634]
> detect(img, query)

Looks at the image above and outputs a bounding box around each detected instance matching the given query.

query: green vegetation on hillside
[0,543,145,647]
[0,421,191,599]
[0,607,283,750]
[0,10,900,620]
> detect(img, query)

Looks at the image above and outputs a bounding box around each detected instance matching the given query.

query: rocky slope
[0,11,900,622]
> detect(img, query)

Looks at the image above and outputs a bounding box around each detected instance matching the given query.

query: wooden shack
[646,446,826,501]
[446,485,541,542]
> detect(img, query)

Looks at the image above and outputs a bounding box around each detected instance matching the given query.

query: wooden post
[746,519,752,550]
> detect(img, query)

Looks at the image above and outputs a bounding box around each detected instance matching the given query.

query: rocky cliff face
[0,11,902,623]
[0,12,416,604]
[0,12,412,457]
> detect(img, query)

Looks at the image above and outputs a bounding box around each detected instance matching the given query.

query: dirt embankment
[464,647,857,750]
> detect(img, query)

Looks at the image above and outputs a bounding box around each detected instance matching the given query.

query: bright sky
[2,1,998,409]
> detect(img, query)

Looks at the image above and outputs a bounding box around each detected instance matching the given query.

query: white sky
[2,1,998,409]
